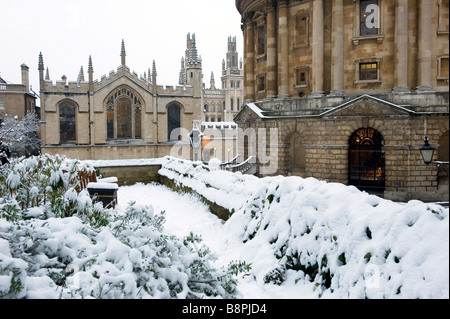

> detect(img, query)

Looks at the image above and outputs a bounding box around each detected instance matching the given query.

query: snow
[87,182,119,190]
[1,155,449,299]
[118,157,449,299]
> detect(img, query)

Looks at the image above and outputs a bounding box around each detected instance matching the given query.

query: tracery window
[105,86,142,140]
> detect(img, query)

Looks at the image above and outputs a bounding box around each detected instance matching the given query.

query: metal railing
[219,154,240,170]
[220,155,257,175]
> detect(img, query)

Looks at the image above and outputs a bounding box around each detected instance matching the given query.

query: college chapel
[234,0,449,202]
[38,34,243,162]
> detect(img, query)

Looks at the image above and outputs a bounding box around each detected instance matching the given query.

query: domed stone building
[234,0,449,202]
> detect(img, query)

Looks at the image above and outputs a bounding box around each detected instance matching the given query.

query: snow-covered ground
[117,183,314,298]
[1,155,448,299]
[114,157,449,299]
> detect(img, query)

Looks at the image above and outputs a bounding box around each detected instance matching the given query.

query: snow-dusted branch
[0,112,40,157]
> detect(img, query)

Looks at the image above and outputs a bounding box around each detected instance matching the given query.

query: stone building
[234,0,449,202]
[39,34,242,162]
[0,64,37,122]
[202,36,244,124]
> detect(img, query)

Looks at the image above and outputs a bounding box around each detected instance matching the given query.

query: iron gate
[348,128,385,194]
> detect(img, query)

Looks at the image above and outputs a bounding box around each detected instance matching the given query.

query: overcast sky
[0,0,243,97]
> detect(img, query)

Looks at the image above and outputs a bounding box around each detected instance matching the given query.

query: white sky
[0,0,243,98]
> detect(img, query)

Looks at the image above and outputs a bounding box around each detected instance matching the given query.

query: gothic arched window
[105,86,143,140]
[59,101,76,144]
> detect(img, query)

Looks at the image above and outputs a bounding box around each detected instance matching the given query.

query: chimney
[21,63,30,93]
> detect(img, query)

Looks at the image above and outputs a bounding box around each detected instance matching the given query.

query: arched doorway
[167,104,181,140]
[348,128,385,194]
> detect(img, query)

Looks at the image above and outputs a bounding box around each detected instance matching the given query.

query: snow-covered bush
[224,177,449,299]
[0,154,249,299]
[158,157,449,299]
[0,154,106,227]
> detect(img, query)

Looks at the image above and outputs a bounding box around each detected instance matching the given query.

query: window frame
[105,86,143,141]
[58,100,77,144]
[294,10,310,48]
[352,0,385,45]
[257,74,266,93]
[437,55,449,80]
[294,66,309,88]
[355,58,382,84]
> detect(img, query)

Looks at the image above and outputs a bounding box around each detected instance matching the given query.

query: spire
[151,60,157,90]
[38,52,44,71]
[188,34,200,66]
[77,66,85,83]
[38,52,45,86]
[88,55,94,92]
[45,67,50,80]
[152,60,157,77]
[210,71,216,90]
[179,67,185,86]
[88,55,94,74]
[121,39,126,66]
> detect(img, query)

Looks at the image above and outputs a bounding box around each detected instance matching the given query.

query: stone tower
[221,36,244,122]
[180,33,203,98]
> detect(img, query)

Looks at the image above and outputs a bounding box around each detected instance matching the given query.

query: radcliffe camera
[0,0,448,304]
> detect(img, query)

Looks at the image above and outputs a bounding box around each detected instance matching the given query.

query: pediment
[234,103,264,123]
[322,95,413,119]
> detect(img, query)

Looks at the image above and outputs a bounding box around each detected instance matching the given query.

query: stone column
[311,0,324,97]
[330,0,344,96]
[266,1,278,98]
[416,0,433,92]
[244,17,256,102]
[277,0,289,98]
[393,0,410,93]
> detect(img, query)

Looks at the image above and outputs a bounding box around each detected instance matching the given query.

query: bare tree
[0,112,41,158]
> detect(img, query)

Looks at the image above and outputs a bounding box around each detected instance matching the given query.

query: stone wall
[95,164,162,186]
[237,97,449,202]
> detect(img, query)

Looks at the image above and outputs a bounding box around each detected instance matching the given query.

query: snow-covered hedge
[0,155,249,299]
[159,157,449,299]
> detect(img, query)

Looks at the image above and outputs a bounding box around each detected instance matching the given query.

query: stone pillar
[244,17,256,102]
[277,0,289,98]
[311,0,324,97]
[393,0,410,93]
[416,0,433,92]
[330,0,344,96]
[266,1,277,98]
